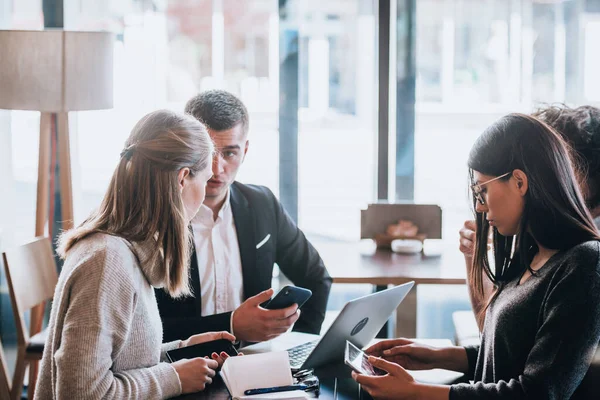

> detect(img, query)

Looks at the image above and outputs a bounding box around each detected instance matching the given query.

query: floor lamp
[0,30,113,395]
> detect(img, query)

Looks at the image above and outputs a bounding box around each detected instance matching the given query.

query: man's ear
[242,139,249,163]
[512,169,528,196]
[177,167,191,193]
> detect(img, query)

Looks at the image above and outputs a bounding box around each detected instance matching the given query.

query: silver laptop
[287,281,415,371]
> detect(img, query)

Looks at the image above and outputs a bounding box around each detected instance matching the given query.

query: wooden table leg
[374,285,391,338]
[395,286,417,338]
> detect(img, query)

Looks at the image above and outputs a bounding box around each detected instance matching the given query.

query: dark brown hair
[534,105,600,210]
[185,89,249,135]
[468,113,599,311]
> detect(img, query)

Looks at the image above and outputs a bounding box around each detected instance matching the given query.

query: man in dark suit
[157,90,332,343]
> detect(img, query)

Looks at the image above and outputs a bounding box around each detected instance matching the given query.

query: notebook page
[221,351,294,397]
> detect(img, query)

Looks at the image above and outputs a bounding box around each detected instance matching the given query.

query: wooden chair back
[361,203,443,239]
[2,237,57,400]
[2,237,56,346]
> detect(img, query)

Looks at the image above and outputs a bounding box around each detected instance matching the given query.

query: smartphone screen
[166,339,238,363]
[264,286,312,310]
[344,341,386,376]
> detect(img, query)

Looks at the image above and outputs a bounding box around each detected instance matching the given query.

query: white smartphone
[344,341,386,376]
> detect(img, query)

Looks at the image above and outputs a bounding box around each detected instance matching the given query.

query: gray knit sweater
[451,240,600,399]
[35,233,183,399]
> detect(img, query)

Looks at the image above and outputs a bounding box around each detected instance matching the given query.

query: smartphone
[344,341,386,376]
[166,339,238,363]
[264,285,312,310]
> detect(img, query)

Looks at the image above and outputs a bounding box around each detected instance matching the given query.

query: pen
[244,383,308,396]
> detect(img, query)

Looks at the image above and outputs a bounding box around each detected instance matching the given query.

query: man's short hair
[534,104,600,209]
[184,90,249,135]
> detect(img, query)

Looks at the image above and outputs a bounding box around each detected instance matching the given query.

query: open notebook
[220,351,309,399]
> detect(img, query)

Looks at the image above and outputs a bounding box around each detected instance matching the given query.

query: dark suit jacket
[156,182,332,342]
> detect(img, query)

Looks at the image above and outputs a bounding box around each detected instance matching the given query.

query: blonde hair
[58,110,214,297]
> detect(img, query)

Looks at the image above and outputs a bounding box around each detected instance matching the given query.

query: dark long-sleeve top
[156,182,332,342]
[450,240,600,400]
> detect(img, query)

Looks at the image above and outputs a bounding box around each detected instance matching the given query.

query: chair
[451,310,481,347]
[360,203,443,239]
[2,238,57,400]
[1,340,11,400]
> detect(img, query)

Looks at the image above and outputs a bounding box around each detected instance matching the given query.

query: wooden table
[313,240,467,338]
[178,332,464,399]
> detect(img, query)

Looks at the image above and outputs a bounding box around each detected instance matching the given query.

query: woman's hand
[365,338,441,371]
[207,350,244,367]
[172,357,219,393]
[181,331,236,348]
[459,220,477,257]
[459,219,492,258]
[352,356,417,400]
[180,331,237,367]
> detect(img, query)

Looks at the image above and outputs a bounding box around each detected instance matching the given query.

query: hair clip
[120,144,136,160]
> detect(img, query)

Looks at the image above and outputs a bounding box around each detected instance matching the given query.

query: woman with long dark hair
[460,105,600,331]
[353,114,600,399]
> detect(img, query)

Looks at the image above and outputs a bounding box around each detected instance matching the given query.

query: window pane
[0,0,43,247]
[222,0,279,193]
[414,0,600,240]
[297,0,377,240]
[68,0,280,222]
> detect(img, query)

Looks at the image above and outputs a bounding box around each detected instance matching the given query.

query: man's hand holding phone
[231,288,301,342]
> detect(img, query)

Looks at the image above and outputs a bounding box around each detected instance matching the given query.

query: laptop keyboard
[287,340,318,369]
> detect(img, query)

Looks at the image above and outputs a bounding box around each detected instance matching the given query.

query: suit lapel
[230,183,257,299]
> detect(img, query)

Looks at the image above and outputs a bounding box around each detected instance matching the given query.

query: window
[0,0,44,249]
[296,0,377,239]
[66,0,280,223]
[413,0,600,240]
[65,0,376,241]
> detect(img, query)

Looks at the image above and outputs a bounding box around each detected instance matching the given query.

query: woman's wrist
[434,346,469,373]
[411,383,451,400]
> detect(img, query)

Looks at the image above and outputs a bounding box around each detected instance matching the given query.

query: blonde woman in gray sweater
[35,110,235,399]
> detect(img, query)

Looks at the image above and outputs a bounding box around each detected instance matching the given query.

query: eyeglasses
[471,172,512,205]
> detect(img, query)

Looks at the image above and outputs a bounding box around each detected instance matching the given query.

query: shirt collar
[220,189,232,214]
[193,189,232,224]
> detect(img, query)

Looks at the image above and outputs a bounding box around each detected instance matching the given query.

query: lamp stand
[35,112,74,237]
[57,112,74,232]
[30,111,74,398]
[35,114,51,238]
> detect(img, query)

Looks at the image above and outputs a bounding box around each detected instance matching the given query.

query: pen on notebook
[244,383,308,396]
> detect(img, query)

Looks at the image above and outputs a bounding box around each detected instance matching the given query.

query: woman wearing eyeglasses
[352,114,600,399]
[460,104,600,331]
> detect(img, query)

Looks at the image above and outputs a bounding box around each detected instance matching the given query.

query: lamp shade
[0,30,113,112]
